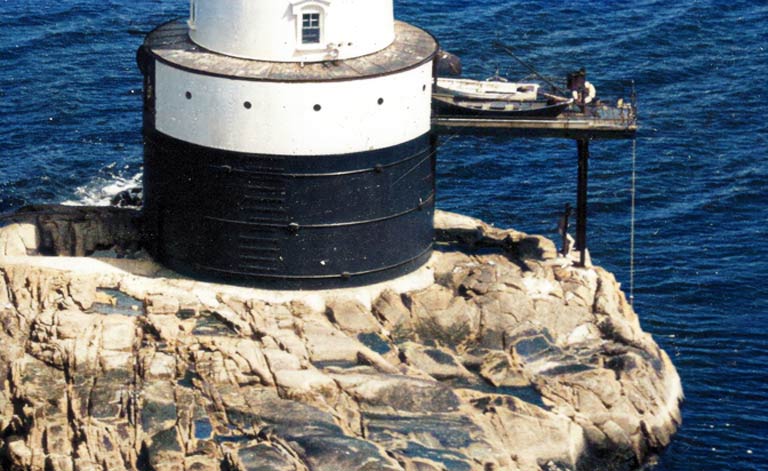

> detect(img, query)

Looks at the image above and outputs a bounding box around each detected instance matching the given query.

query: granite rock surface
[0,205,682,471]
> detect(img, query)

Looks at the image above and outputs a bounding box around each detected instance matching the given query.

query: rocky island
[0,205,682,471]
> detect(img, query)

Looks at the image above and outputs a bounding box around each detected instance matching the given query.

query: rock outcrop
[0,205,682,471]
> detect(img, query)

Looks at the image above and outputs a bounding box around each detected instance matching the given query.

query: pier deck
[432,105,637,139]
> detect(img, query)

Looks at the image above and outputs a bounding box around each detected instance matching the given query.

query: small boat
[432,93,572,118]
[435,77,540,101]
[433,76,572,119]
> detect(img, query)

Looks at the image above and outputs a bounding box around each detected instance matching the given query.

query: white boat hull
[435,77,539,101]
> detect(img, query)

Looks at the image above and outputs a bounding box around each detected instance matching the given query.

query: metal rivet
[374,164,383,173]
[288,222,300,233]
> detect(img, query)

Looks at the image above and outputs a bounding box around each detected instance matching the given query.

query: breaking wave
[61,165,142,207]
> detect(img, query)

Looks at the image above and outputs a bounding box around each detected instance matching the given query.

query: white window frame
[291,0,330,51]
[301,12,322,44]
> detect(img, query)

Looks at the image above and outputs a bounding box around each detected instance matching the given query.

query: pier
[432,105,637,140]
[432,97,638,267]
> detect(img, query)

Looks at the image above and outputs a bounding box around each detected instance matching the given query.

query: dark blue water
[1,1,766,469]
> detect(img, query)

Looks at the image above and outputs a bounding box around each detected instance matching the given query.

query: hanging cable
[629,138,637,304]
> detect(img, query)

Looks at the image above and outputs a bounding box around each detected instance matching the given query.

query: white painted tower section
[188,0,395,62]
[154,61,433,155]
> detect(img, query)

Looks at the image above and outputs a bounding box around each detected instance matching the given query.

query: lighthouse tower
[137,0,439,288]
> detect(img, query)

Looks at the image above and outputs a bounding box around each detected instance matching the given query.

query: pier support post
[576,139,589,267]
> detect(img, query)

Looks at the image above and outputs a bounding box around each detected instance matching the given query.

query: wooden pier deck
[432,105,637,140]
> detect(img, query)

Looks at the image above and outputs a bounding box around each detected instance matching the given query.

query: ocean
[1,1,767,469]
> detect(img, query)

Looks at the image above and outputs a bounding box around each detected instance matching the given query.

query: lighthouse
[136,0,439,288]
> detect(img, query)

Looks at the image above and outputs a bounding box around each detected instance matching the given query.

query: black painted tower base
[142,130,436,289]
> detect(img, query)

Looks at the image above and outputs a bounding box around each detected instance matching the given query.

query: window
[291,1,329,49]
[302,13,321,44]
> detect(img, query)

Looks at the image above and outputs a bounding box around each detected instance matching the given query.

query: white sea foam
[61,170,142,207]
